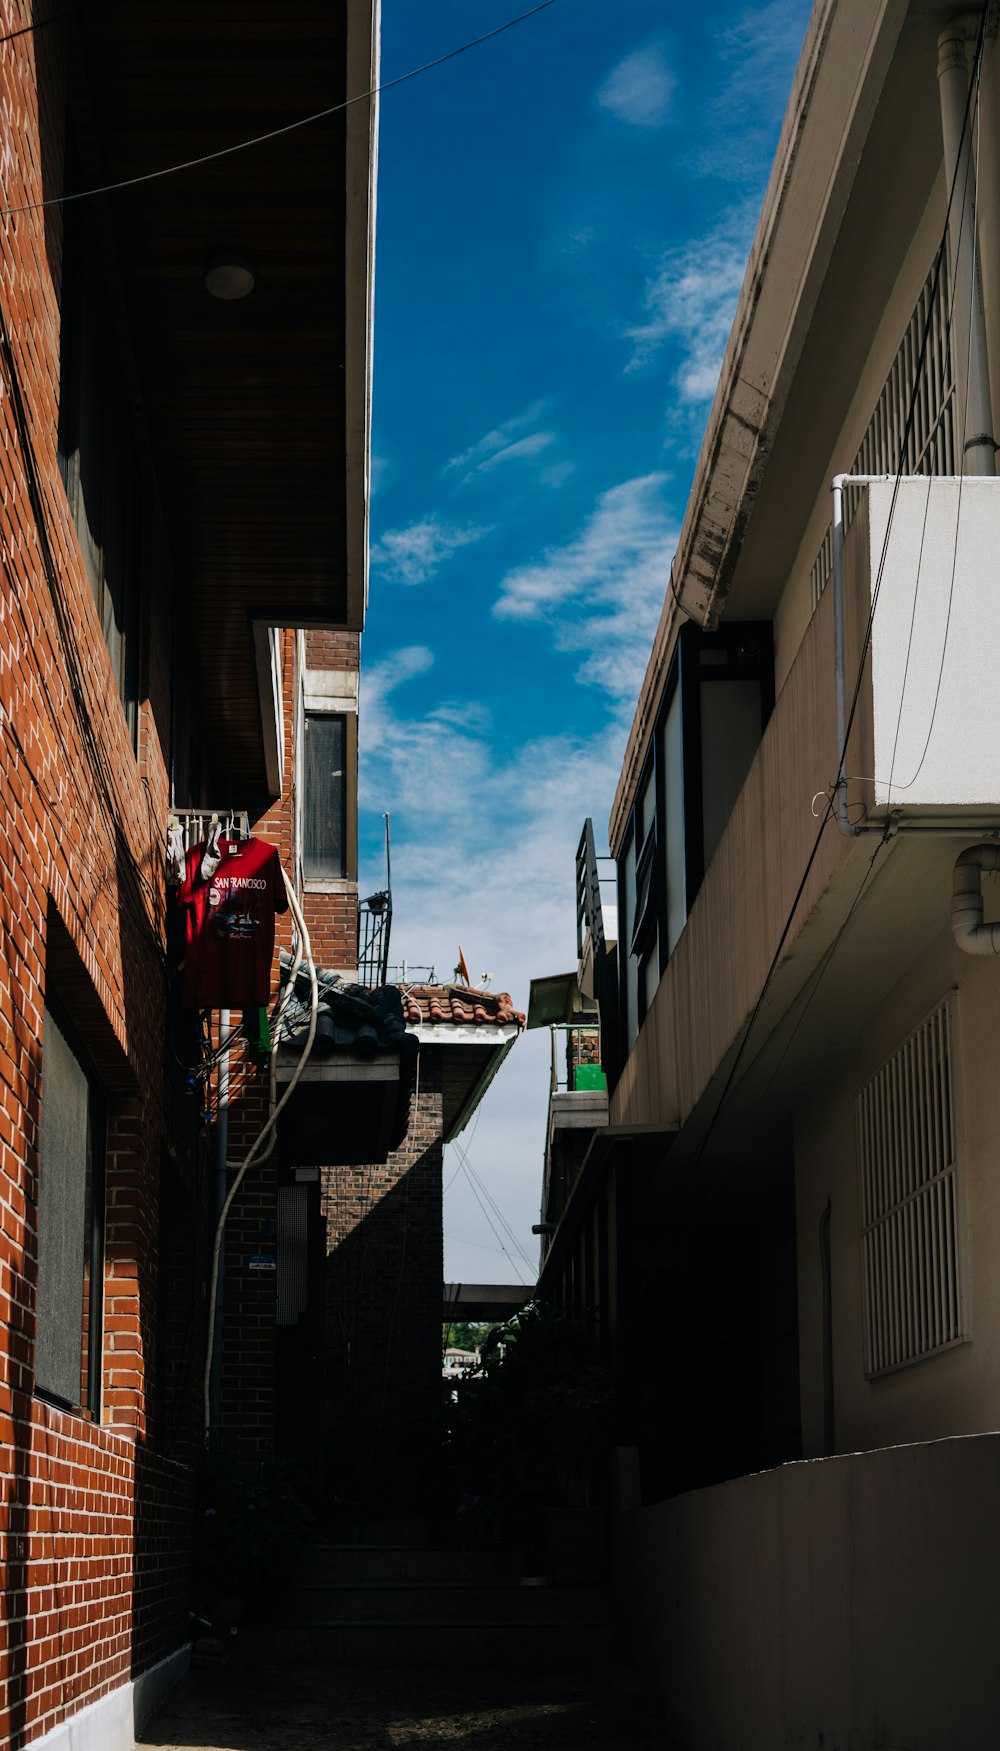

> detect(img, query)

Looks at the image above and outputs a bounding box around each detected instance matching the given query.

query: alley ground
[137,1657,676,1750]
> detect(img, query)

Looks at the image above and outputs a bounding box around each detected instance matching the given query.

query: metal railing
[170,808,251,849]
[810,258,955,610]
[357,891,392,988]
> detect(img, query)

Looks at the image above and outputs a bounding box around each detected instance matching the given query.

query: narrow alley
[137,1660,672,1751]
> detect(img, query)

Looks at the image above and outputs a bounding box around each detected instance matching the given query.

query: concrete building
[538,4,1000,1745]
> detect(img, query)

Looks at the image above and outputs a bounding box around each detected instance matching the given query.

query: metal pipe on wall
[937,17,996,476]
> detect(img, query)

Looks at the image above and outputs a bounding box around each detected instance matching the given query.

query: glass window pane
[622,835,638,1049]
[663,687,686,955]
[304,713,346,880]
[36,1009,92,1407]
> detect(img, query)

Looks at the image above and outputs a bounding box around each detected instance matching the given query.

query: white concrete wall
[795,924,1000,1459]
[616,1435,1000,1751]
[867,477,1000,806]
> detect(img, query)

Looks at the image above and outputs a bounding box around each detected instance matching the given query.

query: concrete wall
[616,1435,1000,1751]
[795,924,1000,1459]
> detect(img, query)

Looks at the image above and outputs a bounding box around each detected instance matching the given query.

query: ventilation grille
[810,261,955,610]
[856,998,963,1377]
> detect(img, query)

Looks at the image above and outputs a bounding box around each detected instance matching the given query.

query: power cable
[644,12,989,1282]
[460,1161,528,1286]
[0,0,563,221]
[886,80,983,799]
[452,1137,535,1271]
[0,11,63,49]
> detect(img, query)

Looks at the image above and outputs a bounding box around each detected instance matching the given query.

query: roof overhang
[71,1,379,806]
[407,1021,521,1143]
[609,0,957,848]
[526,972,599,1030]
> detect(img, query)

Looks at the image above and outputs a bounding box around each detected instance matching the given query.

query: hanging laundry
[177,836,288,1009]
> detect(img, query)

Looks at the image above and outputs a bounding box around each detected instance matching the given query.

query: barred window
[856,998,965,1378]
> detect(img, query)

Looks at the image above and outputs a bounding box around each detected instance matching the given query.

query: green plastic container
[573,1064,607,1092]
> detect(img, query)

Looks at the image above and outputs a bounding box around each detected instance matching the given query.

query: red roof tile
[401,983,524,1029]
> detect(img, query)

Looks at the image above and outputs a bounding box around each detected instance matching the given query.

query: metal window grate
[810,262,955,610]
[856,998,964,1377]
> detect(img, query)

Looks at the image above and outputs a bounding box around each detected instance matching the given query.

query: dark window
[618,622,774,1049]
[303,712,347,880]
[35,1006,105,1413]
[57,157,142,739]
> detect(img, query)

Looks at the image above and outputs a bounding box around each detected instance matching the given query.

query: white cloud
[699,0,810,183]
[598,44,676,129]
[625,205,755,402]
[362,644,434,706]
[370,517,491,586]
[359,674,626,1284]
[493,474,675,708]
[476,431,556,474]
[444,399,561,486]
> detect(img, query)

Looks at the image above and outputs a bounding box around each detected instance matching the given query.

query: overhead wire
[451,1135,535,1272]
[885,73,984,800]
[647,11,989,1281]
[0,0,563,222]
[460,1161,529,1286]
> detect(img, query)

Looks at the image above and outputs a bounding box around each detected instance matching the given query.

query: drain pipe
[830,473,894,836]
[938,17,996,476]
[951,844,1000,952]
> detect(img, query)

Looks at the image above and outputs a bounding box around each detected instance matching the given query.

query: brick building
[0,6,378,1748]
[319,987,523,1515]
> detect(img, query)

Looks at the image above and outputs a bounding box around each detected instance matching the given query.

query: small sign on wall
[249,1253,276,1273]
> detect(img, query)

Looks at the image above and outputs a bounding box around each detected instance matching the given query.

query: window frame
[296,667,359,891]
[617,620,775,1049]
[34,999,107,1418]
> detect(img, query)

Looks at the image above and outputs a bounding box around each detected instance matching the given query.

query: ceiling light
[204,253,255,301]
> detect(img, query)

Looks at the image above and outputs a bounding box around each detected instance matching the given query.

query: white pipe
[202,870,318,1440]
[938,19,996,476]
[951,844,1000,953]
[830,473,894,836]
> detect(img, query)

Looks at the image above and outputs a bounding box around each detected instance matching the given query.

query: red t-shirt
[178,837,288,1009]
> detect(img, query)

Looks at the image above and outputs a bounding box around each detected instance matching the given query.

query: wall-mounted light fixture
[204,252,255,300]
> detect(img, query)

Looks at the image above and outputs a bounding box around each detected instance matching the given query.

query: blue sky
[359,0,811,1286]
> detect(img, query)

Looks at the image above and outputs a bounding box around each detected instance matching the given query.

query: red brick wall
[305,630,359,672]
[0,21,194,1742]
[320,1052,444,1510]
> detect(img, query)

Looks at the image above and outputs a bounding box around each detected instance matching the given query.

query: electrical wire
[0,11,62,49]
[0,0,563,221]
[886,79,983,800]
[459,1160,529,1286]
[667,556,700,624]
[834,10,988,812]
[202,868,318,1440]
[452,1136,535,1272]
[642,14,989,1284]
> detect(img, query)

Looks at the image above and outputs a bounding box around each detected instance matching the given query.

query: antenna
[455,945,471,986]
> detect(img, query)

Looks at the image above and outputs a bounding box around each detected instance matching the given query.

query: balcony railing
[810,258,955,611]
[358,890,392,989]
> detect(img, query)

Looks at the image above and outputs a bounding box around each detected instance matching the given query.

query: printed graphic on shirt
[177,836,288,1008]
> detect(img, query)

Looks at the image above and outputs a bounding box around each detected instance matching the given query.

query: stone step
[236,1617,616,1668]
[290,1582,608,1627]
[297,1543,521,1586]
